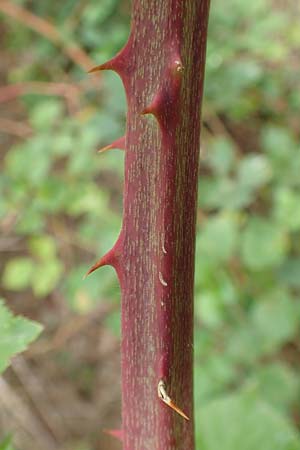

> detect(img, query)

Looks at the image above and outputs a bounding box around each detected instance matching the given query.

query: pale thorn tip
[157,380,190,421]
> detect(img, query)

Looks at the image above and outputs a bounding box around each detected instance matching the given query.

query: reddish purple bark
[88,1,210,449]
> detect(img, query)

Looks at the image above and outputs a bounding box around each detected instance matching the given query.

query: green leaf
[195,271,238,327]
[261,126,295,160]
[246,363,300,413]
[197,213,238,262]
[29,99,63,130]
[228,291,299,363]
[2,257,34,291]
[241,218,288,270]
[196,291,224,328]
[251,292,299,354]
[5,138,52,187]
[278,258,300,288]
[206,138,235,175]
[29,235,57,260]
[237,154,272,190]
[15,205,45,235]
[0,299,42,373]
[199,177,252,210]
[0,435,15,450]
[260,127,298,184]
[197,391,300,450]
[195,355,236,402]
[273,188,300,231]
[31,259,64,297]
[227,324,263,365]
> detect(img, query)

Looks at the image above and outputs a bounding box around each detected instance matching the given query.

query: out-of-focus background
[0,0,300,449]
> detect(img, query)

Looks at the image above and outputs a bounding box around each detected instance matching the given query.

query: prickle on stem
[88,55,120,74]
[98,135,126,153]
[83,247,117,279]
[157,380,190,421]
[103,429,123,442]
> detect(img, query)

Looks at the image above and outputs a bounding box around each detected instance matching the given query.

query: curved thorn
[141,100,158,117]
[98,135,125,153]
[83,247,117,279]
[103,429,123,442]
[88,63,111,74]
[157,380,190,421]
[168,400,190,421]
[141,87,166,120]
[88,55,120,74]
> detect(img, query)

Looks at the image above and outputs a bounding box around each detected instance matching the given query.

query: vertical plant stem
[88,1,210,448]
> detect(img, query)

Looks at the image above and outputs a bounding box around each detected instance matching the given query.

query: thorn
[103,429,123,442]
[157,380,190,421]
[83,247,117,279]
[88,35,134,81]
[141,89,169,127]
[141,98,160,117]
[141,87,165,118]
[88,38,132,75]
[168,400,190,421]
[88,55,120,74]
[98,135,125,153]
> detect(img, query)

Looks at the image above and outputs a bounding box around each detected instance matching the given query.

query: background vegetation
[0,1,300,449]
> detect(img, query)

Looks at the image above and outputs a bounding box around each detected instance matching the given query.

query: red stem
[88,1,210,448]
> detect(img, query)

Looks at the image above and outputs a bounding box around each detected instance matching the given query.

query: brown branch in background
[29,302,117,355]
[0,377,57,450]
[0,117,32,137]
[11,356,67,442]
[0,81,82,113]
[0,0,94,71]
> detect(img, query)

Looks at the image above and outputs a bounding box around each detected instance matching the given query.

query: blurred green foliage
[0,299,42,374]
[0,0,300,449]
[194,0,300,448]
[0,436,16,450]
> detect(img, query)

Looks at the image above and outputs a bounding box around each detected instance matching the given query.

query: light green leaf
[273,188,300,231]
[31,259,64,297]
[2,257,34,291]
[196,292,224,328]
[199,177,253,210]
[246,363,299,413]
[30,99,63,130]
[197,214,238,262]
[206,138,235,175]
[197,391,300,450]
[195,355,236,402]
[0,299,42,374]
[237,154,272,189]
[278,259,300,288]
[227,324,262,364]
[228,292,299,363]
[241,218,288,270]
[251,292,299,354]
[0,435,15,450]
[29,235,57,260]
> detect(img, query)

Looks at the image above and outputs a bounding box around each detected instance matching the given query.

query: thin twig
[11,356,67,441]
[0,81,82,113]
[29,302,117,355]
[0,376,57,450]
[0,0,94,71]
[0,117,32,137]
